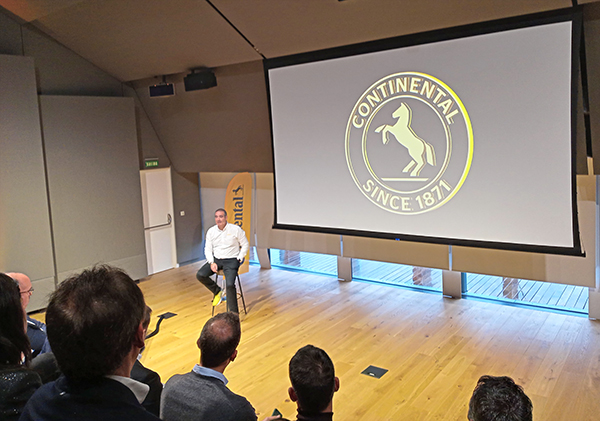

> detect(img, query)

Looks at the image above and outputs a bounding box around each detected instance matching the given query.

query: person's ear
[334,376,340,392]
[230,349,238,363]
[288,387,298,402]
[133,322,145,349]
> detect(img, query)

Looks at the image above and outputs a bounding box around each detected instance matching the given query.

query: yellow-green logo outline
[345,72,474,215]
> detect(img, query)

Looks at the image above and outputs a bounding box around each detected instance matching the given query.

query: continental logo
[345,72,473,215]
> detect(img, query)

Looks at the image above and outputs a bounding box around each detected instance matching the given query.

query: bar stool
[211,269,247,316]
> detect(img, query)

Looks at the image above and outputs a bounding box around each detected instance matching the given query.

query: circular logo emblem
[345,72,473,214]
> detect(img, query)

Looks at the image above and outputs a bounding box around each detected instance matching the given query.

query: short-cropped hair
[46,265,146,381]
[197,312,240,368]
[215,208,227,217]
[468,375,532,421]
[289,345,335,415]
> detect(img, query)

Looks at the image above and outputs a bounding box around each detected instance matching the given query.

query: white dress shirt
[204,222,249,263]
[105,375,150,404]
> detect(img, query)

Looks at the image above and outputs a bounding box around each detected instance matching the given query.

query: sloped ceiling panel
[0,0,578,81]
[20,0,261,81]
[0,0,86,22]
[213,0,572,59]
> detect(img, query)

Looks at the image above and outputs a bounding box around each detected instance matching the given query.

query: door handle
[145,213,172,230]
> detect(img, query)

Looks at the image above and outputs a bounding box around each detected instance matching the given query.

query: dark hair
[289,345,335,415]
[197,312,240,368]
[46,265,146,381]
[215,208,227,217]
[0,273,31,366]
[468,375,533,421]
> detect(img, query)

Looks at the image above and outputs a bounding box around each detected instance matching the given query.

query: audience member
[7,272,51,358]
[288,345,339,421]
[0,273,42,421]
[20,265,160,420]
[161,312,280,421]
[468,375,533,421]
[130,305,163,417]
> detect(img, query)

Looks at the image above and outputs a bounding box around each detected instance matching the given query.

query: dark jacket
[130,359,162,417]
[0,367,41,421]
[19,375,160,421]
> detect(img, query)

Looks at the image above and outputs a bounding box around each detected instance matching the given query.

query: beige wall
[1,55,148,310]
[131,60,273,174]
[0,55,55,310]
[40,95,147,283]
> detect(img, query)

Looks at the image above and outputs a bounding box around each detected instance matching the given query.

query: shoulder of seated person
[27,317,45,328]
[0,367,42,388]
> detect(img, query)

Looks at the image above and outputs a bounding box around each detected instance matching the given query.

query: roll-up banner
[224,172,252,275]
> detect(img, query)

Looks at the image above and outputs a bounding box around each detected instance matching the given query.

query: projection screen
[265,8,582,255]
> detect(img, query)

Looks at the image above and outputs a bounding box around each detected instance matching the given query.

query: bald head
[7,272,32,311]
[197,312,241,368]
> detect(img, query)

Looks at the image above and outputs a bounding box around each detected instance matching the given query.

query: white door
[140,167,177,274]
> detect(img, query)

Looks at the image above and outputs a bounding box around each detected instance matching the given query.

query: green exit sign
[145,159,159,168]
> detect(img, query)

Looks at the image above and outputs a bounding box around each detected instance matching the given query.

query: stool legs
[212,273,247,315]
[236,276,247,314]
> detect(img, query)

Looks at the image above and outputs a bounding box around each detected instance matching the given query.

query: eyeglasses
[20,287,34,295]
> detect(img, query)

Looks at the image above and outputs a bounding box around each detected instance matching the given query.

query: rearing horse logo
[345,72,473,215]
[375,103,436,177]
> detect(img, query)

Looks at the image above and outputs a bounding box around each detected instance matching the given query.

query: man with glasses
[8,272,51,357]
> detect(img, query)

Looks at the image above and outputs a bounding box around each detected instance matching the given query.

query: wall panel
[584,4,600,174]
[40,95,147,281]
[172,171,202,264]
[22,25,122,96]
[0,54,55,310]
[0,12,22,55]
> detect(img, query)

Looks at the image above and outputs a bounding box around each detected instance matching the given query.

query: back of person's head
[197,312,241,368]
[46,265,146,381]
[289,345,336,415]
[0,273,31,366]
[468,375,532,421]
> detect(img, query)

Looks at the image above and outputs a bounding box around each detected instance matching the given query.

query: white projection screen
[265,9,583,255]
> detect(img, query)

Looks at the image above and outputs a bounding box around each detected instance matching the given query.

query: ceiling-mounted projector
[184,69,217,91]
[149,76,174,97]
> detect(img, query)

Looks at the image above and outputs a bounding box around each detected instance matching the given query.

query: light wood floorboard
[38,262,600,420]
[136,262,600,420]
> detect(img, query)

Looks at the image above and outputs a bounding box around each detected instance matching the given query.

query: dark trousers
[196,258,240,313]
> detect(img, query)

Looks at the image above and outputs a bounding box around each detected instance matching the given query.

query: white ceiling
[0,0,577,82]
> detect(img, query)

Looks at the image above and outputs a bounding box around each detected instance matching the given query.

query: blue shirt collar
[192,364,228,385]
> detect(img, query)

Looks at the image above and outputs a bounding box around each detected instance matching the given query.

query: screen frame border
[263,7,584,257]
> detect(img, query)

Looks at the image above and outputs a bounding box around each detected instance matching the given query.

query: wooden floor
[266,249,589,313]
[138,262,600,421]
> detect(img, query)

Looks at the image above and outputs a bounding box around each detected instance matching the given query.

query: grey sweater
[160,371,256,421]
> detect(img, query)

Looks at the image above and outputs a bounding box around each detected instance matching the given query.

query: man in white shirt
[196,208,249,314]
